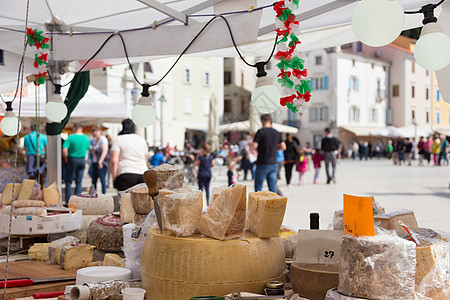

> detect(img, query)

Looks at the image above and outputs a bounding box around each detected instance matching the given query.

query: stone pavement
[82,159,450,233]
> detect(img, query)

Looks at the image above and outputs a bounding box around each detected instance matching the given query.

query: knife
[150,191,163,233]
[0,276,76,288]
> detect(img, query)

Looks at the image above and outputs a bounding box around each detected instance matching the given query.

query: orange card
[343,194,375,237]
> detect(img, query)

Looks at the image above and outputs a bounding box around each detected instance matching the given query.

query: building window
[224,71,232,85]
[425,88,429,100]
[411,85,415,98]
[371,63,375,69]
[224,99,232,113]
[426,111,429,123]
[203,97,210,115]
[392,85,399,97]
[411,110,415,120]
[437,112,440,124]
[376,79,382,97]
[310,76,328,91]
[202,71,211,86]
[349,76,359,91]
[349,106,360,123]
[369,108,377,123]
[383,66,386,72]
[352,59,356,66]
[309,106,329,122]
[183,68,191,84]
[412,62,415,73]
[144,62,152,73]
[315,56,322,65]
[184,95,192,114]
[0,50,3,65]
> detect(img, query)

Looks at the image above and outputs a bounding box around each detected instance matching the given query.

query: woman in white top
[110,119,149,191]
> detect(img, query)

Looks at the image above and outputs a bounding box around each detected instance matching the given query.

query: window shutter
[437,89,440,101]
[349,77,352,91]
[309,107,314,122]
[310,77,314,90]
[323,106,329,121]
[324,76,328,90]
[356,78,360,91]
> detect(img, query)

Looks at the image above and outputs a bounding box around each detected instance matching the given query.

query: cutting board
[0,260,77,299]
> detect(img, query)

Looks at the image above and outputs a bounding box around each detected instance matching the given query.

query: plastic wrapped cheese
[247,191,287,238]
[199,184,246,240]
[143,164,184,196]
[68,193,114,215]
[338,234,416,299]
[130,184,152,214]
[12,200,45,208]
[373,209,419,237]
[1,183,21,205]
[17,179,35,200]
[162,190,203,237]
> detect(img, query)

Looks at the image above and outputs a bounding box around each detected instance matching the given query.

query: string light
[45,84,68,122]
[1,102,21,136]
[251,62,280,114]
[131,84,156,128]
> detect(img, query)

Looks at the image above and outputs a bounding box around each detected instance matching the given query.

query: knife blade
[152,195,163,233]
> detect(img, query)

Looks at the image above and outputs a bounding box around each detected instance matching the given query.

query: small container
[122,288,146,300]
[264,281,285,296]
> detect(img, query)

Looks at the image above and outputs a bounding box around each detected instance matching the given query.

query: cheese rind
[28,243,51,260]
[373,209,419,237]
[42,182,60,207]
[199,184,246,240]
[12,200,45,208]
[120,192,135,223]
[141,228,286,300]
[338,235,416,299]
[162,190,203,237]
[143,164,184,196]
[103,253,125,268]
[12,207,47,217]
[60,244,94,270]
[130,185,152,214]
[17,179,35,200]
[247,191,287,238]
[86,218,123,252]
[68,194,114,215]
[1,183,21,205]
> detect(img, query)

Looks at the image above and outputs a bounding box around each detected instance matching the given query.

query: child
[296,149,308,186]
[312,149,324,184]
[226,153,242,186]
[194,143,215,206]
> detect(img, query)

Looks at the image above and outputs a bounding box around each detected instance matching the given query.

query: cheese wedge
[1,183,21,205]
[17,179,35,200]
[247,191,287,238]
[28,243,51,260]
[42,182,61,207]
[199,184,246,240]
[60,244,94,270]
[103,253,125,268]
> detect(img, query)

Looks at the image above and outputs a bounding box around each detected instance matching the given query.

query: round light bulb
[414,23,450,71]
[45,94,68,122]
[131,96,156,127]
[251,76,280,114]
[1,111,21,136]
[352,0,404,47]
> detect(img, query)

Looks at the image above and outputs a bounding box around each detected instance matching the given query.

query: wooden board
[0,260,77,299]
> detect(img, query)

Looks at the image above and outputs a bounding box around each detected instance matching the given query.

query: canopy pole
[46,76,63,198]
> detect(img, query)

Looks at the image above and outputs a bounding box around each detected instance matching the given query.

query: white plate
[76,266,132,285]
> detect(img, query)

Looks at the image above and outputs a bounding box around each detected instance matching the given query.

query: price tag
[295,230,344,265]
[343,194,375,237]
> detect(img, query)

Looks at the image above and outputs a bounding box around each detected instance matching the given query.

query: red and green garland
[273,0,311,113]
[26,28,50,86]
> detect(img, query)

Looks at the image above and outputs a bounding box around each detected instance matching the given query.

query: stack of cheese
[28,236,79,262]
[87,215,124,263]
[141,181,289,300]
[5,179,47,217]
[1,180,61,208]
[68,192,114,243]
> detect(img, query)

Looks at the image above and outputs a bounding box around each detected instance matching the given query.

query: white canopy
[369,126,433,138]
[0,84,127,124]
[219,120,298,134]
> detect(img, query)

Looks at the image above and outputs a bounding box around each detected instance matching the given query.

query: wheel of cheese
[291,263,339,300]
[141,228,286,300]
[87,215,123,252]
[68,194,114,215]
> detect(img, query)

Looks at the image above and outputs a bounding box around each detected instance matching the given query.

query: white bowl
[76,266,132,285]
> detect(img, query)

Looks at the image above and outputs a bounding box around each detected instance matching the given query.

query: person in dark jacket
[321,128,339,184]
[284,133,299,186]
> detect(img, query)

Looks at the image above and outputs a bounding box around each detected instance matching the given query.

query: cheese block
[157,189,175,228]
[134,213,148,225]
[87,261,102,267]
[120,192,135,224]
[130,185,152,214]
[12,200,45,208]
[87,215,124,252]
[93,249,125,262]
[17,179,35,200]
[60,244,94,270]
[332,210,344,230]
[12,207,47,217]
[143,164,184,196]
[141,228,286,300]
[247,191,287,238]
[373,209,419,237]
[69,215,104,244]
[28,243,51,260]
[338,235,416,299]
[291,263,339,300]
[199,184,246,240]
[48,245,62,264]
[42,182,61,207]
[163,190,203,237]
[68,193,114,215]
[103,253,125,268]
[211,185,228,204]
[1,183,21,205]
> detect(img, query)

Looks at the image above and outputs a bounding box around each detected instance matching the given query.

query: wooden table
[0,260,77,299]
